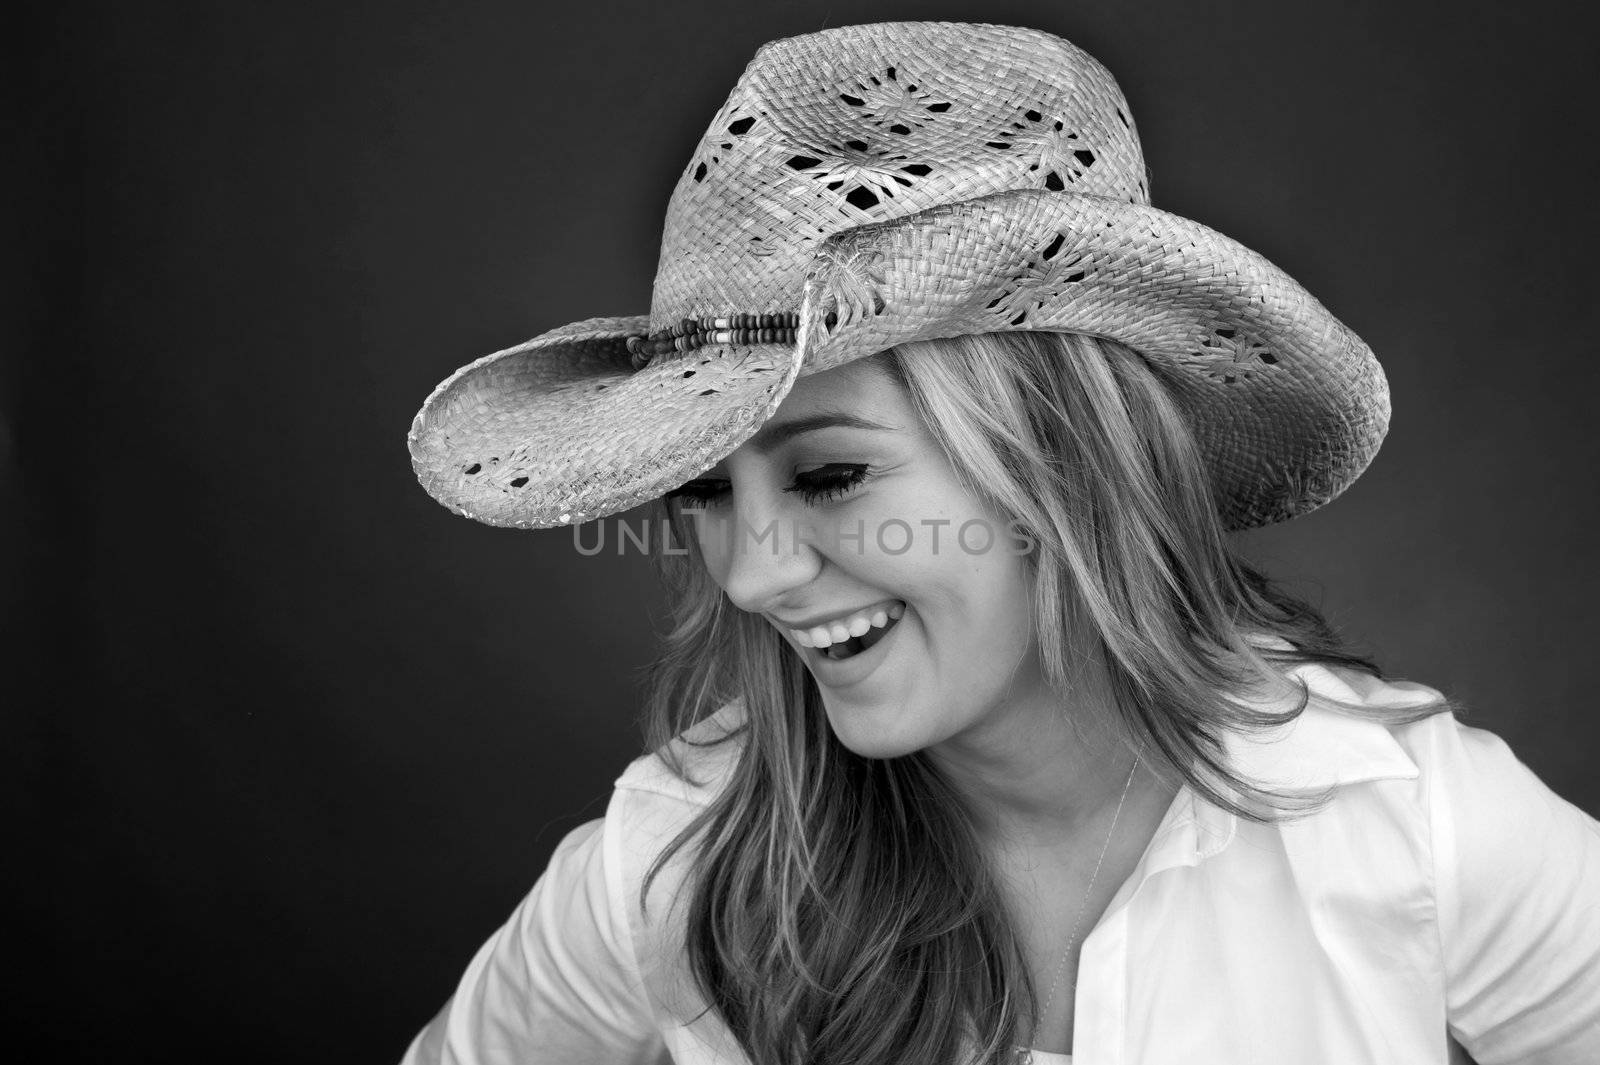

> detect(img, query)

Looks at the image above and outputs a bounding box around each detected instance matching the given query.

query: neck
[924,653,1144,848]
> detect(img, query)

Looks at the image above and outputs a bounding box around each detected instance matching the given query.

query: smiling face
[673,355,1051,760]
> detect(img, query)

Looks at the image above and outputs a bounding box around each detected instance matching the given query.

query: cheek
[981,553,1037,638]
[848,486,1034,642]
[948,557,1036,669]
[932,563,1038,713]
[685,510,734,584]
[883,540,1035,658]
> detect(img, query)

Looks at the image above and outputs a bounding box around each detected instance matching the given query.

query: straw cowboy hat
[408,21,1389,531]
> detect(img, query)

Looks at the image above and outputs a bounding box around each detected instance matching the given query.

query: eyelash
[666,464,871,507]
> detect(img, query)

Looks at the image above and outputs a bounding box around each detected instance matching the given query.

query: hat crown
[648,22,1149,331]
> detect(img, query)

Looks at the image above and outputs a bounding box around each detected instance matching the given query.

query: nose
[704,488,824,615]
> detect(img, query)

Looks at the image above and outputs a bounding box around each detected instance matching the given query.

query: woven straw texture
[409,21,1389,530]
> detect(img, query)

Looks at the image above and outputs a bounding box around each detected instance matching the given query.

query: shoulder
[1220,659,1547,853]
[1365,689,1600,1059]
[612,698,749,807]
[1222,659,1446,796]
[1223,652,1551,802]
[1233,658,1597,892]
[1233,663,1600,1059]
[597,700,750,1030]
[1380,693,1599,907]
[600,697,749,882]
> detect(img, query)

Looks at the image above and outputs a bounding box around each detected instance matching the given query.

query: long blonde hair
[636,330,1451,1065]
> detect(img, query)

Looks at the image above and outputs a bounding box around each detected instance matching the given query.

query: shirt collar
[1219,677,1421,794]
[1221,637,1435,793]
[1126,659,1437,888]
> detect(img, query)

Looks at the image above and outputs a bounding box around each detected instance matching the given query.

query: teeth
[788,600,905,649]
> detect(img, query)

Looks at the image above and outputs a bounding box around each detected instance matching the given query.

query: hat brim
[794,189,1390,530]
[407,316,803,527]
[410,189,1388,531]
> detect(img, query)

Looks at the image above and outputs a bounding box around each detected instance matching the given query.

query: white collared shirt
[400,663,1600,1064]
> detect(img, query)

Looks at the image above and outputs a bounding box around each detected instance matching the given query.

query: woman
[401,22,1600,1065]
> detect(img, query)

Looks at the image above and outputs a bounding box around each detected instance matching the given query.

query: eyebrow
[746,411,900,454]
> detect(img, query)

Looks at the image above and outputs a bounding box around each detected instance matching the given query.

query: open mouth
[790,601,905,661]
[821,616,896,660]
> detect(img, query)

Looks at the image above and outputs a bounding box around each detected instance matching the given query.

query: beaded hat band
[626,313,808,368]
[409,22,1390,530]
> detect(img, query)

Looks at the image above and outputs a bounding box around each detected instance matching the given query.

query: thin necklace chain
[1029,751,1141,1058]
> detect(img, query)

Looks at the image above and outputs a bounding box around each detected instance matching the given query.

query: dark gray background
[16,1,1597,1062]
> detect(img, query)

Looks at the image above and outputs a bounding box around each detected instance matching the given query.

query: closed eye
[664,479,731,506]
[786,463,869,504]
[665,464,872,508]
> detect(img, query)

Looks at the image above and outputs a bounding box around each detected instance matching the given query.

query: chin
[819,693,936,761]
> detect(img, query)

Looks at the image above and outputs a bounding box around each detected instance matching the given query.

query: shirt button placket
[1073,907,1130,1065]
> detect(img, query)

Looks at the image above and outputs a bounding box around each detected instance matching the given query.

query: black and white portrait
[19,3,1598,1064]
